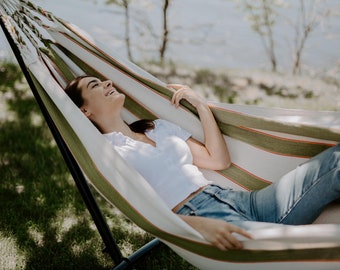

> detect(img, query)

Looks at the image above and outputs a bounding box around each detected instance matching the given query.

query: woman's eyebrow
[86,79,99,89]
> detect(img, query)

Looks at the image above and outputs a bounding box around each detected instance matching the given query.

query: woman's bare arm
[168,84,231,170]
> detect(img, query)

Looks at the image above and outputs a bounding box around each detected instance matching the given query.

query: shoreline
[144,63,340,111]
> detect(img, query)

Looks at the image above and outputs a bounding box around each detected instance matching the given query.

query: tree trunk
[159,0,170,64]
[123,0,133,61]
[262,0,277,72]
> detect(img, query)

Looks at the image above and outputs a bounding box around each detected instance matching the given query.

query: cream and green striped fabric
[1,1,340,269]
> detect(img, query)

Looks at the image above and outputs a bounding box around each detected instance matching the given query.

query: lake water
[1,0,339,75]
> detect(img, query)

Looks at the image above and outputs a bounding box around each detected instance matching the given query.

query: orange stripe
[209,103,245,115]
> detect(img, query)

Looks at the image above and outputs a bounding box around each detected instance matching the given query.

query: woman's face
[77,76,125,120]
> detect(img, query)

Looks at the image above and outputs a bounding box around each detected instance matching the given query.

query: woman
[65,75,340,251]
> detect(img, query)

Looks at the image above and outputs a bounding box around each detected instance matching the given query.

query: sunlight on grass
[119,239,134,256]
[27,225,44,247]
[0,233,26,270]
[15,184,25,194]
[52,206,82,242]
[29,111,43,127]
[0,91,16,122]
[107,211,148,257]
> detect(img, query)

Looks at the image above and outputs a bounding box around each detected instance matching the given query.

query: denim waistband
[176,184,230,213]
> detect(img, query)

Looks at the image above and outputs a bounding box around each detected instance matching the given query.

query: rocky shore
[146,63,340,111]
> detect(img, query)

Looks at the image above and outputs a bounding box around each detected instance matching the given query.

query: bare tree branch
[238,0,282,72]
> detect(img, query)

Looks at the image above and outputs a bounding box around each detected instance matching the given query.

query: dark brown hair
[64,75,90,108]
[64,75,154,134]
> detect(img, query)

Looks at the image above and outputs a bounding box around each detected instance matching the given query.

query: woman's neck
[99,116,133,137]
[100,116,156,146]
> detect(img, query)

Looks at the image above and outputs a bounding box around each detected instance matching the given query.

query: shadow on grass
[0,64,113,269]
[0,63,196,270]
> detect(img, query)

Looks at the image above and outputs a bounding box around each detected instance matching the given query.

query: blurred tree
[237,0,337,75]
[159,0,172,64]
[289,0,333,75]
[104,0,173,64]
[106,0,134,61]
[238,0,283,72]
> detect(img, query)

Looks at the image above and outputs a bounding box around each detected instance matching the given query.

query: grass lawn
[0,62,196,269]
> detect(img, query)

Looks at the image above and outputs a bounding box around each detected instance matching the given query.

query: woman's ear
[80,106,91,118]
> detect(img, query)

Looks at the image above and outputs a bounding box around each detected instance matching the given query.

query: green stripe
[40,47,75,82]
[219,123,332,157]
[55,45,107,80]
[213,108,340,143]
[219,165,270,190]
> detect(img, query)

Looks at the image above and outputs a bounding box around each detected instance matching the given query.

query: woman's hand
[179,215,253,251]
[168,84,206,108]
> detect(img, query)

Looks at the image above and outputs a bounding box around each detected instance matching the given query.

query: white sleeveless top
[104,119,210,209]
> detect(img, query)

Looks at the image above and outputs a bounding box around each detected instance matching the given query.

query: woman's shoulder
[153,118,169,126]
[152,119,191,139]
[103,131,127,145]
[153,119,178,130]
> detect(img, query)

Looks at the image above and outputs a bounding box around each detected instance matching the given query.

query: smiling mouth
[105,89,116,96]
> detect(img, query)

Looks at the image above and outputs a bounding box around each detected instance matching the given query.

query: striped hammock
[1,1,340,269]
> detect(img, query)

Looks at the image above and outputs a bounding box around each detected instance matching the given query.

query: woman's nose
[103,80,112,88]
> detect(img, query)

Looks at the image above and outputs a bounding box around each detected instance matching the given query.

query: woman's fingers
[167,83,186,90]
[232,225,253,240]
[226,224,253,249]
[214,223,253,251]
[169,84,188,107]
[216,232,236,250]
[171,89,183,107]
[167,84,204,108]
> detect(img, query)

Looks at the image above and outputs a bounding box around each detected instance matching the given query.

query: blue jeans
[177,144,340,230]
